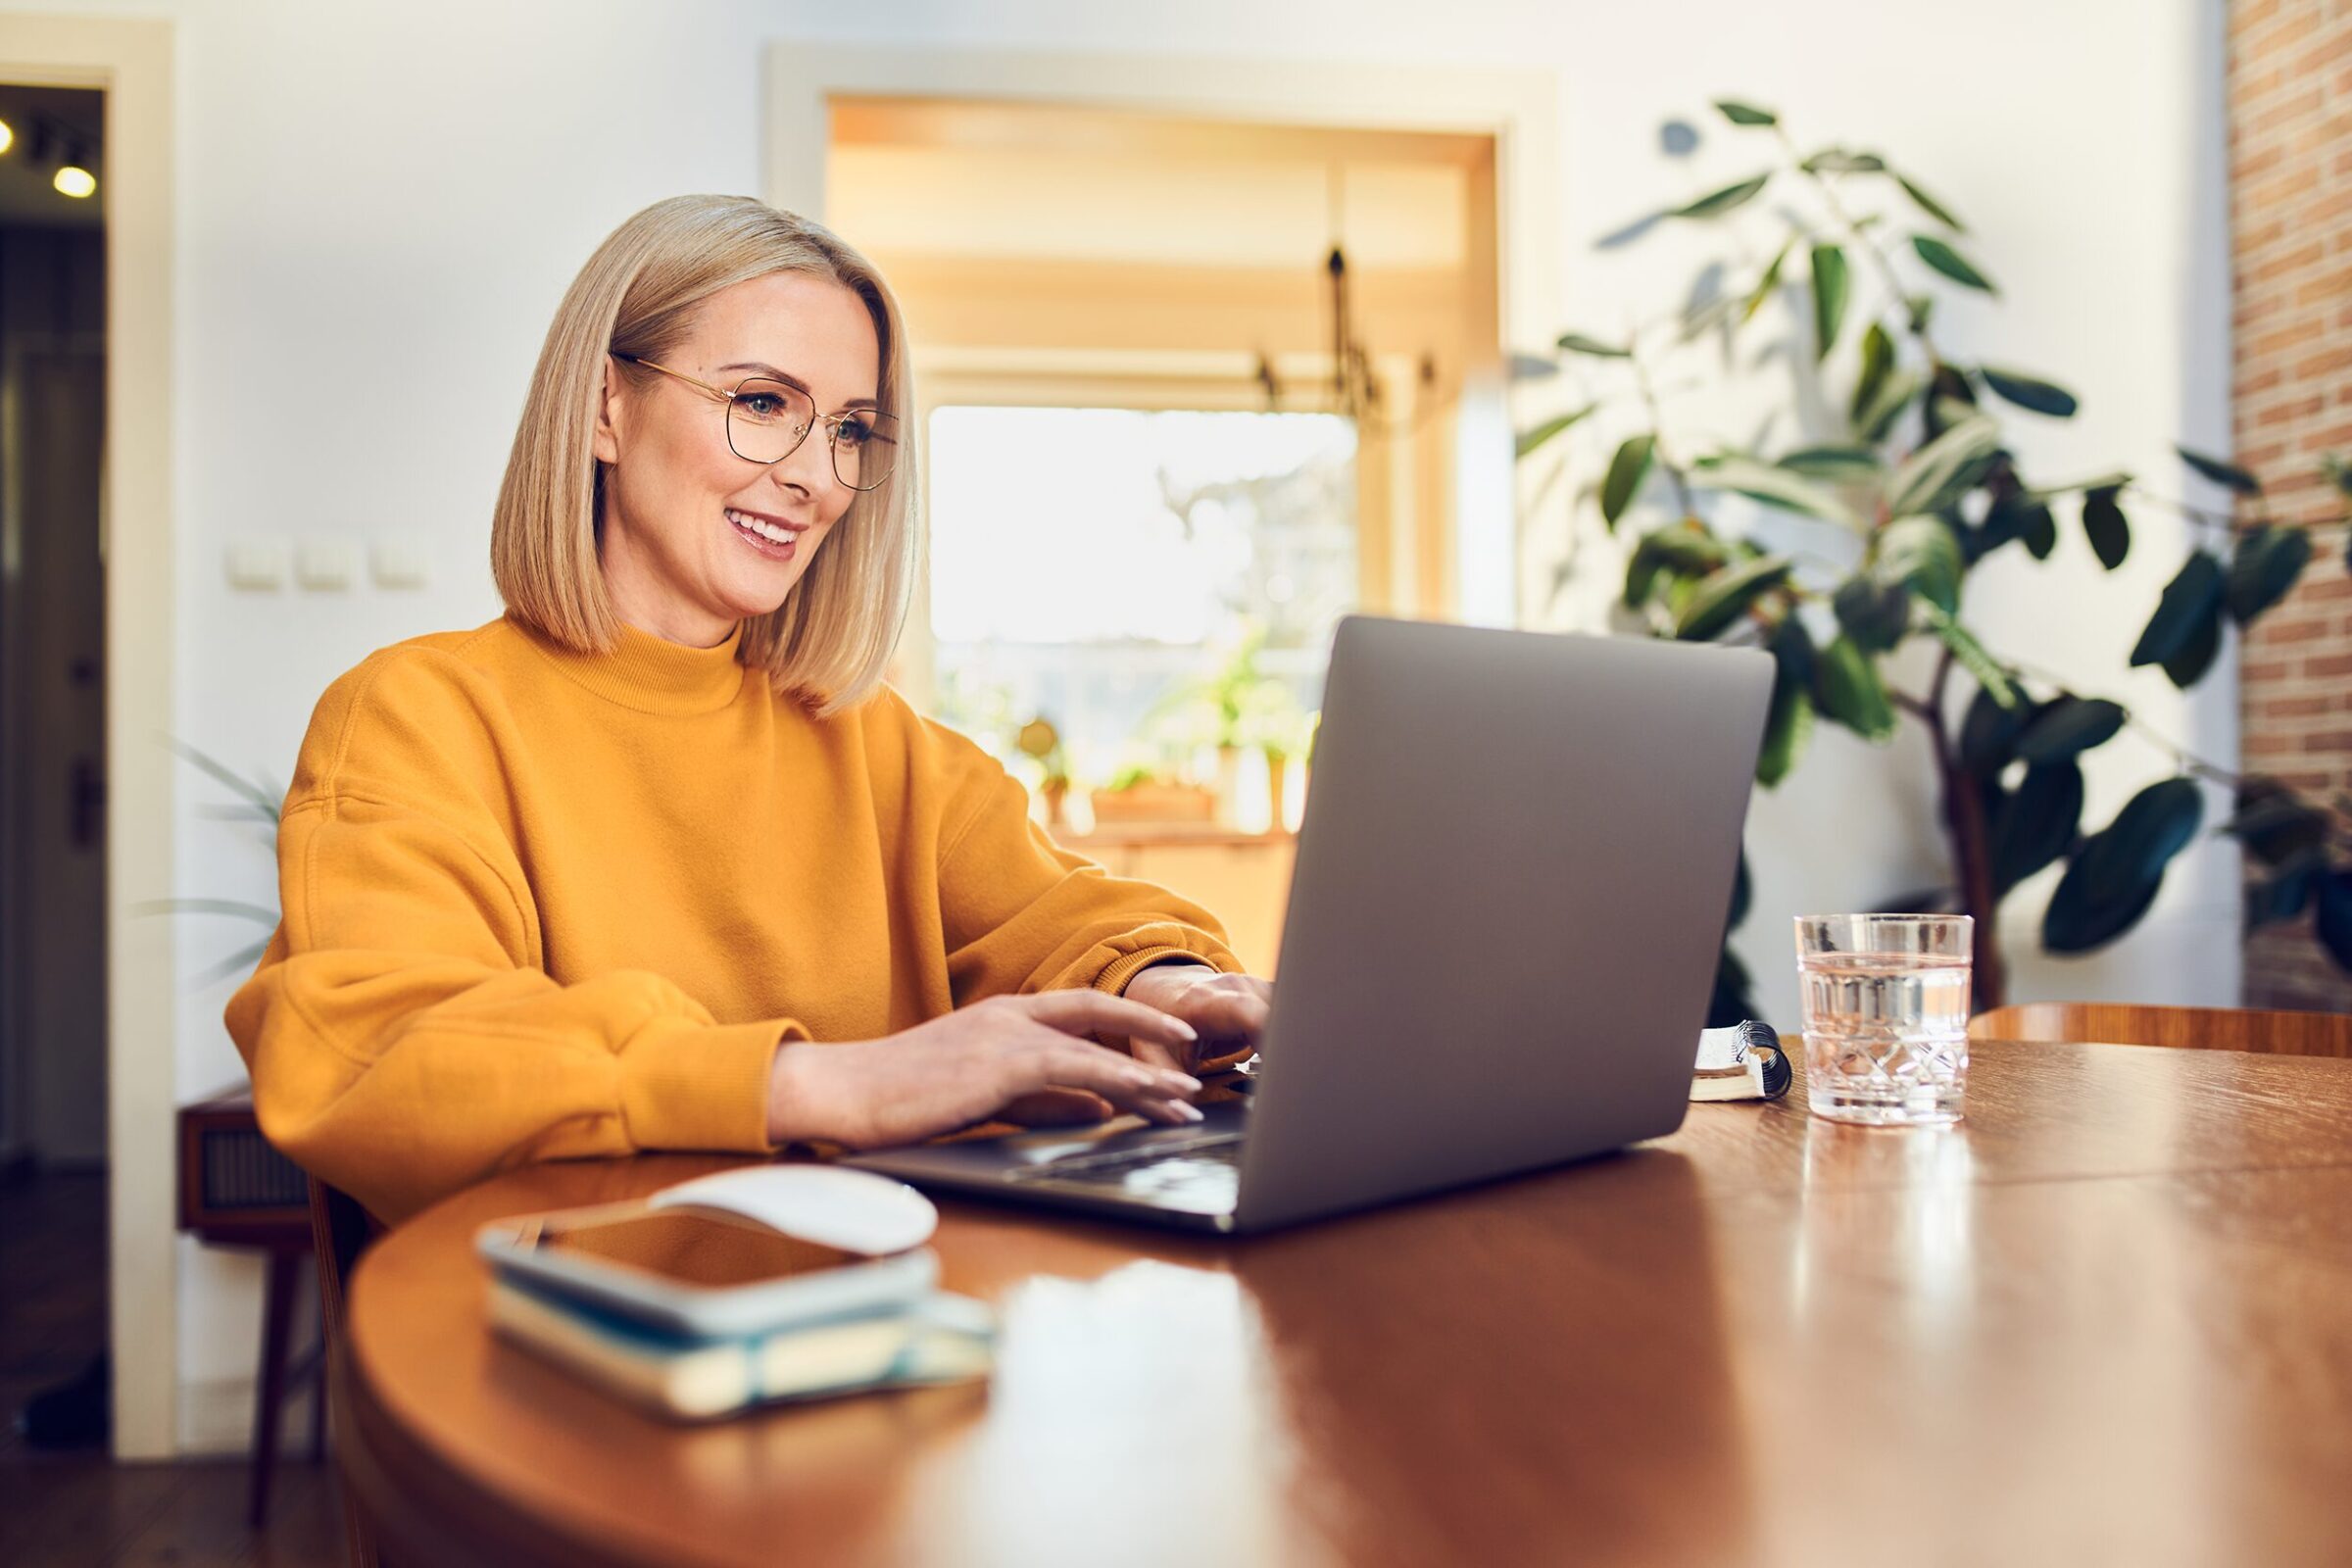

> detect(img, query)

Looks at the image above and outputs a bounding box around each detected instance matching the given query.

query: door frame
[0,13,176,1461]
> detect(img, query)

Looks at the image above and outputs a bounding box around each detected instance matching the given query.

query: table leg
[249,1247,300,1529]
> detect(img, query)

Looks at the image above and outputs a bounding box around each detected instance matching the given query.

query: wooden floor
[0,1171,345,1566]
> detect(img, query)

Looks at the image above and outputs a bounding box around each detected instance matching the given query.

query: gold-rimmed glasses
[613,353,898,493]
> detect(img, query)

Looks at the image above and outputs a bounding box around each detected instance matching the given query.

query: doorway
[0,78,110,1451]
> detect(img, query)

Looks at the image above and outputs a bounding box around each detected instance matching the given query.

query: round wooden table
[336,1040,2352,1567]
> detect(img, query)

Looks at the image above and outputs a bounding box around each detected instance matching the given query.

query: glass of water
[1795,914,1974,1127]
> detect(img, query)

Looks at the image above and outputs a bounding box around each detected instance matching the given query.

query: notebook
[488,1273,993,1421]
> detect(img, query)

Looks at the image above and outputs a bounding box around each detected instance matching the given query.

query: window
[926,406,1356,796]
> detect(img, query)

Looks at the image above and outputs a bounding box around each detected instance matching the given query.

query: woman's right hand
[762,992,1206,1150]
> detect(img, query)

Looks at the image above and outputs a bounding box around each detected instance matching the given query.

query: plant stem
[1776,126,1940,364]
[1629,349,1696,515]
[1909,645,2008,1007]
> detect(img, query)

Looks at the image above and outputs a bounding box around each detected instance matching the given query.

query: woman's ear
[590,356,625,466]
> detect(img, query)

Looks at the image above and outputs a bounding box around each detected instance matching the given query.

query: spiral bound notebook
[1691,1020,1793,1102]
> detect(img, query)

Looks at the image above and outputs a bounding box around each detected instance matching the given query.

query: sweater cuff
[1093,944,1242,998]
[618,1015,805,1154]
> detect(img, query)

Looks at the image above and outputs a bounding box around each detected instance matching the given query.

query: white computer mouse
[648,1164,939,1256]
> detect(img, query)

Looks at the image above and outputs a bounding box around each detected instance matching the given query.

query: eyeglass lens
[725,378,897,492]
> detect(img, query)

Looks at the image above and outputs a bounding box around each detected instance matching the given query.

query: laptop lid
[1229,615,1771,1232]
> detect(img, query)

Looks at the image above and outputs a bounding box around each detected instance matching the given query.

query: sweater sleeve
[928,721,1244,1012]
[223,655,798,1223]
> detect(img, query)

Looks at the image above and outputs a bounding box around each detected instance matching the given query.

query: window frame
[898,346,1446,714]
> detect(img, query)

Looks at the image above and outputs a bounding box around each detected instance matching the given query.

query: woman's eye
[737,393,789,420]
[835,416,873,447]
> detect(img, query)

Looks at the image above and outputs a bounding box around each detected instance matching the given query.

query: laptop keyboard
[1006,1133,1245,1211]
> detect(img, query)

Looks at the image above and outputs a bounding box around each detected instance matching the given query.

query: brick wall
[2231,0,2352,1011]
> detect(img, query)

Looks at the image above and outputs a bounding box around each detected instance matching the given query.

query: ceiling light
[54,165,95,199]
[0,120,14,156]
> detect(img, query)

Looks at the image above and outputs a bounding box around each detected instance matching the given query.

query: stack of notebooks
[475,1166,994,1422]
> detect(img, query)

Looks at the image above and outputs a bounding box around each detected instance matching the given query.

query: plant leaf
[2042,870,2162,956]
[1623,519,1732,609]
[1802,148,1886,173]
[2130,553,2226,669]
[1879,514,1966,613]
[2316,872,2352,972]
[1600,433,1658,529]
[1742,237,1794,323]
[1514,403,1597,459]
[166,737,284,817]
[1707,942,1759,1030]
[1758,617,1818,787]
[1990,760,2084,896]
[2227,523,2314,624]
[129,897,282,925]
[2160,598,2226,688]
[2176,444,2262,496]
[1674,555,1795,641]
[2020,501,2058,561]
[1980,367,2080,418]
[2246,858,2320,929]
[1716,99,1779,126]
[1778,443,1884,481]
[1856,367,1924,444]
[1918,601,2019,708]
[2082,486,2131,570]
[2016,696,2127,762]
[1690,452,1864,528]
[1960,686,2034,775]
[1812,635,1897,742]
[190,938,277,990]
[1556,332,1632,358]
[2223,780,2331,867]
[1851,320,1893,427]
[1670,173,1773,220]
[2085,777,2209,888]
[1834,574,1912,652]
[2042,777,2205,954]
[1886,415,2002,517]
[1809,244,1848,362]
[1895,173,1966,231]
[2325,452,2352,498]
[1912,234,1996,293]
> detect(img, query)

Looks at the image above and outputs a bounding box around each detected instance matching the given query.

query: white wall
[0,0,2229,1451]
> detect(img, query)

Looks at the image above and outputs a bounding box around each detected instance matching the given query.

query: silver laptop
[847,614,1772,1233]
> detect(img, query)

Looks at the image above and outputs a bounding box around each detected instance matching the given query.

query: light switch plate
[369,536,429,590]
[224,538,286,590]
[295,538,357,591]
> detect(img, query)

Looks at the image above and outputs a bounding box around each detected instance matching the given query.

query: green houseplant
[134,740,284,987]
[1517,98,2352,1011]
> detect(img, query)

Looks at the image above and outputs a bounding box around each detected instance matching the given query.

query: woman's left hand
[1120,964,1273,1074]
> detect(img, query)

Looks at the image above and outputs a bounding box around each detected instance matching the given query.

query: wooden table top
[338,1040,2352,1568]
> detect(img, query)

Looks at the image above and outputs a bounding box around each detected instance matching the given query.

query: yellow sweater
[224,614,1240,1222]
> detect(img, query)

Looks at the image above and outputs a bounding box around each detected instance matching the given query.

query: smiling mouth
[725,507,804,550]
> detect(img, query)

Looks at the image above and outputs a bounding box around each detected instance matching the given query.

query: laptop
[847,614,1773,1234]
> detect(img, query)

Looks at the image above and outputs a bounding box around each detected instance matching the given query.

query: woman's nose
[766,426,837,499]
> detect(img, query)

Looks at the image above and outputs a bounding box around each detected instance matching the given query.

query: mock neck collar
[517,613,749,715]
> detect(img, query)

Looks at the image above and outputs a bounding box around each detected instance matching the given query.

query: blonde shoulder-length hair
[491,194,919,715]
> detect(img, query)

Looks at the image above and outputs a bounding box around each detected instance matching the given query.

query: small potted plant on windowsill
[1014,716,1072,830]
[1089,761,1219,827]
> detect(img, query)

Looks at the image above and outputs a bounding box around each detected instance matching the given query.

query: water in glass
[1797,926,1972,1126]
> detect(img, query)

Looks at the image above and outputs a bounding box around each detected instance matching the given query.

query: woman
[226,195,1271,1224]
